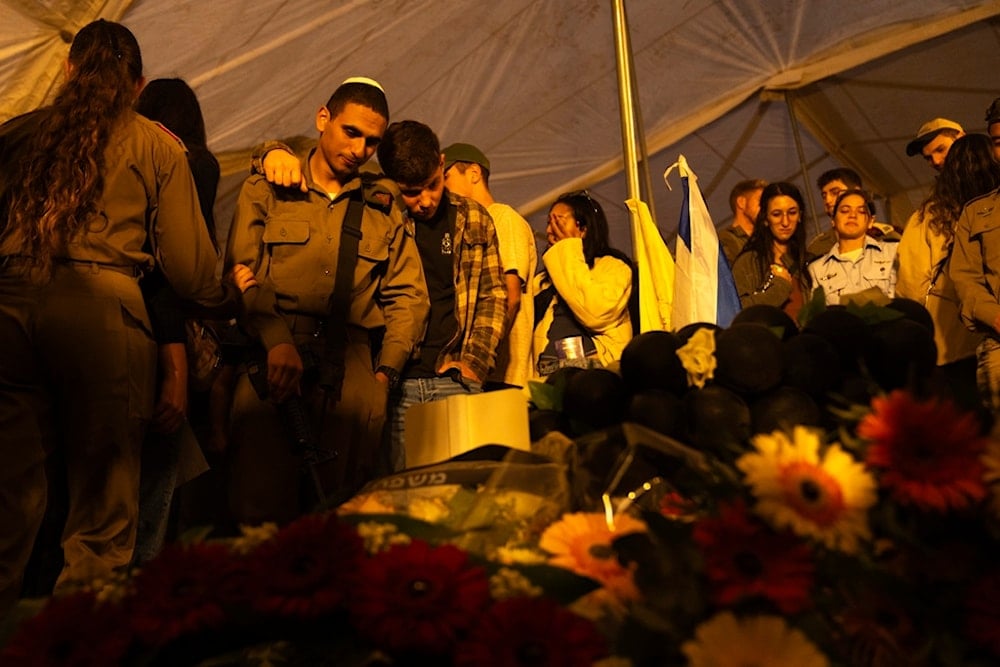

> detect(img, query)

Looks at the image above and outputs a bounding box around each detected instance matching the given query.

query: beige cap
[906,118,964,156]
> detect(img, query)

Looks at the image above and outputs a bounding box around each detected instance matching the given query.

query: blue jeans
[386,376,482,472]
[134,425,182,565]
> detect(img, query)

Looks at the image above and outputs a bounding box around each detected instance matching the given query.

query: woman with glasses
[731,182,812,322]
[532,191,634,377]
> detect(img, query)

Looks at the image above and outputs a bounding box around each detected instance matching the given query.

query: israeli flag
[666,155,741,329]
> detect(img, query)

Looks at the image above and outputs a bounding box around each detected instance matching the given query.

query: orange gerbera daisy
[538,512,647,604]
[859,390,987,512]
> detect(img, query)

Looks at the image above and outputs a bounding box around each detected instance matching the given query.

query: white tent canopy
[2,0,1000,256]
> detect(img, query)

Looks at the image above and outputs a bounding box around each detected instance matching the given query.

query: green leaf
[176,524,217,545]
[798,285,828,328]
[844,299,904,326]
[528,380,562,411]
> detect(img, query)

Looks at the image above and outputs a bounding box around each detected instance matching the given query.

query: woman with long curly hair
[0,20,237,616]
[898,133,1000,411]
[731,182,812,322]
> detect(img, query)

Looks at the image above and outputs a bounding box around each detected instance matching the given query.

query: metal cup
[555,336,586,360]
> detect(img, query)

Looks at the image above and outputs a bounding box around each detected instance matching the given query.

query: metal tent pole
[783,90,822,238]
[611,0,644,254]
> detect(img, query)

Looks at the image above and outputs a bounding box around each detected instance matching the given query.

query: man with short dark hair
[985,97,1000,159]
[224,79,428,521]
[719,179,766,265]
[443,142,537,388]
[905,117,965,172]
[377,121,506,470]
[807,168,863,261]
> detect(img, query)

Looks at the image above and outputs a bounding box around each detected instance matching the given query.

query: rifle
[246,345,336,501]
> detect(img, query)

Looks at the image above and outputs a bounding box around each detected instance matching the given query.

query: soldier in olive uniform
[224,79,428,523]
[0,20,238,617]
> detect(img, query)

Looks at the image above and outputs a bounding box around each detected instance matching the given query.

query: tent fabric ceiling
[2,0,1000,257]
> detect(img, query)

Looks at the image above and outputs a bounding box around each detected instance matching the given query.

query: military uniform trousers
[0,262,155,617]
[228,325,388,525]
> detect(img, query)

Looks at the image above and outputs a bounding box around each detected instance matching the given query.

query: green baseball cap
[443,142,490,172]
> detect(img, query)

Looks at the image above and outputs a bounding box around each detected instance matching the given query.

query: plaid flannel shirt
[438,191,507,381]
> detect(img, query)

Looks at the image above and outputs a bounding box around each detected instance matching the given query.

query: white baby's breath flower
[355,521,412,553]
[92,572,132,605]
[495,545,550,565]
[230,522,279,554]
[407,496,451,523]
[489,567,544,599]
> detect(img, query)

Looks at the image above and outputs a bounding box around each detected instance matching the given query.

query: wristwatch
[376,365,401,390]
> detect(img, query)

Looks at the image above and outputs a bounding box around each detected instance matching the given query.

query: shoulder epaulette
[152,121,188,153]
[360,172,399,213]
[966,187,1000,208]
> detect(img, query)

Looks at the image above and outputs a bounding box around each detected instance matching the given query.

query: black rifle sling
[322,188,366,400]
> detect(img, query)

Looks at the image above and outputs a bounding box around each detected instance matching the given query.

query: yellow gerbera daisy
[737,426,876,553]
[982,438,1000,519]
[683,611,829,667]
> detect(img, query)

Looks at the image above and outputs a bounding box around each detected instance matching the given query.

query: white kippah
[341,76,385,93]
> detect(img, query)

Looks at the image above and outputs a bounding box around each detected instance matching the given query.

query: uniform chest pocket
[262,217,310,281]
[263,217,310,245]
[861,257,894,284]
[969,214,1000,240]
[815,266,848,294]
[968,214,1000,270]
[357,232,389,264]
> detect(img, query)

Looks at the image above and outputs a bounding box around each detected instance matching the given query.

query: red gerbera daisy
[245,512,363,619]
[0,591,131,666]
[453,597,608,667]
[350,539,491,656]
[833,586,922,667]
[858,390,987,512]
[965,569,1000,657]
[128,541,243,647]
[692,499,815,614]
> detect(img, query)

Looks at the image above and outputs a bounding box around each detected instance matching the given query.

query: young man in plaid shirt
[376,120,507,471]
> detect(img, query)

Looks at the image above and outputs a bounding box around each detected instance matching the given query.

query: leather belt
[0,255,143,277]
[284,313,368,342]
